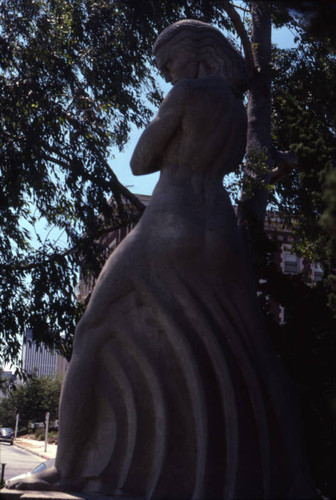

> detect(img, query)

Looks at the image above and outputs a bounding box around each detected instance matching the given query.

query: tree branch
[51,112,146,212]
[270,150,297,183]
[221,0,256,77]
[42,153,69,170]
[96,151,146,213]
[1,218,141,272]
[41,150,146,213]
[231,3,250,14]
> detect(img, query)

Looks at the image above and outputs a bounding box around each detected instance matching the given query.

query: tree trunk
[238,3,273,261]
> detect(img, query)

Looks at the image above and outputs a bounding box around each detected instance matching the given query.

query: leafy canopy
[0,375,61,429]
[0,0,228,363]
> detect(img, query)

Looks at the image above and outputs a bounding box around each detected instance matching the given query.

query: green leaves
[0,0,149,362]
[272,41,336,269]
[0,0,232,364]
[0,376,62,429]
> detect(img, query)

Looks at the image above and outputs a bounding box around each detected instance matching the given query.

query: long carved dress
[56,75,314,498]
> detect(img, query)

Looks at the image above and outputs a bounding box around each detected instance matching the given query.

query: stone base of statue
[0,489,142,500]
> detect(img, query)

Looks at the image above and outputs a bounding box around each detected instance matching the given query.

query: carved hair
[153,19,248,97]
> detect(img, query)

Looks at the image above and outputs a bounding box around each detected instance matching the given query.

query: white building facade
[22,329,68,378]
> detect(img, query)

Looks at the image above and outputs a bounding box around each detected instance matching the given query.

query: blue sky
[109,24,296,196]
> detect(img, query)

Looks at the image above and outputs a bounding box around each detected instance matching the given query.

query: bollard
[44,412,50,453]
[0,463,6,485]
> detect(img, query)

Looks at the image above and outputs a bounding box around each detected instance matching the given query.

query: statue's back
[160,74,247,178]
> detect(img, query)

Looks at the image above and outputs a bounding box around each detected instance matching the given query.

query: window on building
[279,306,286,325]
[283,250,300,274]
[312,263,323,282]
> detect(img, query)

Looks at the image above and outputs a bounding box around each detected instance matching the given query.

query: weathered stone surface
[0,489,85,499]
[0,489,139,500]
[7,19,315,498]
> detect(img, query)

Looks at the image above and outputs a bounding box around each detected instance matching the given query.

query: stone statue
[9,19,314,498]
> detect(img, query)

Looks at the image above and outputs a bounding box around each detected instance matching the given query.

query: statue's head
[153,19,248,97]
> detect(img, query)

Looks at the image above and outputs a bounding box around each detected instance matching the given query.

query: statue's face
[155,42,198,85]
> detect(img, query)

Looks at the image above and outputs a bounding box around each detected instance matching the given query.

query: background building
[264,211,322,323]
[22,328,68,378]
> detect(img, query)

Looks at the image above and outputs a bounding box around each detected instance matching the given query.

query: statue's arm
[130,85,184,175]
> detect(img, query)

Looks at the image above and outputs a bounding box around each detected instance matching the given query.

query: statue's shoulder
[160,80,193,110]
[173,75,232,96]
[161,76,234,113]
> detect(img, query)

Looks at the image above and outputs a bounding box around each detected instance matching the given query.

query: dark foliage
[0,0,230,363]
[272,39,336,308]
[253,32,336,495]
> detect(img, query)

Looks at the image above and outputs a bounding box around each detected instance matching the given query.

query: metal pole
[44,412,50,453]
[1,463,6,485]
[14,413,19,440]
